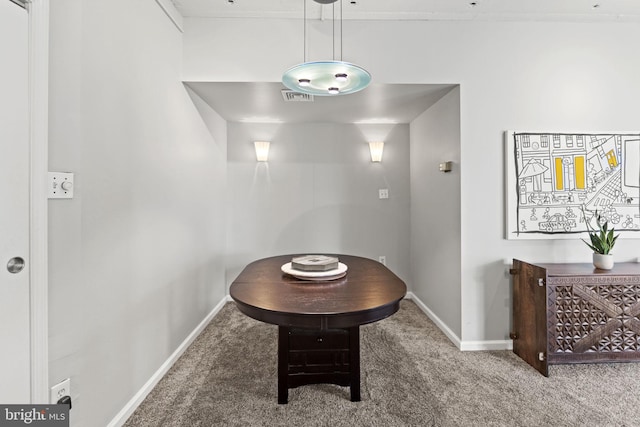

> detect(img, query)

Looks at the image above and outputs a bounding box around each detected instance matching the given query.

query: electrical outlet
[379,256,386,265]
[378,189,389,199]
[50,378,71,404]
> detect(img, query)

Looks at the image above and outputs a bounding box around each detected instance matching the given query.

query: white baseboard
[460,339,513,351]
[107,295,231,427]
[406,292,463,349]
[405,292,512,351]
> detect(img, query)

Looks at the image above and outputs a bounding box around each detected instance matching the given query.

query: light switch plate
[48,172,74,199]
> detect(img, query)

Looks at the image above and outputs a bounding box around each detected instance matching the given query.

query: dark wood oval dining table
[229,254,407,404]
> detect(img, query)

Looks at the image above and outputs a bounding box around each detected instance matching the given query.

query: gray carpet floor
[124,300,640,426]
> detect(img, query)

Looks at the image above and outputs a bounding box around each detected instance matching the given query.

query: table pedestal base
[278,325,360,404]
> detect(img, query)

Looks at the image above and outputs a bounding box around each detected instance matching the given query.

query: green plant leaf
[581,239,598,253]
[581,209,617,255]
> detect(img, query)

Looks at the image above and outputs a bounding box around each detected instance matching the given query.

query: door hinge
[509,332,517,340]
[509,268,518,275]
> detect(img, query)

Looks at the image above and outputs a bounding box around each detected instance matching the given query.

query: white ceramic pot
[593,253,614,270]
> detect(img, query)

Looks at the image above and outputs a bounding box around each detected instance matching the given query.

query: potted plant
[582,210,619,270]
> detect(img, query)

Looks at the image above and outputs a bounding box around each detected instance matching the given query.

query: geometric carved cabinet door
[549,277,640,362]
[512,260,640,376]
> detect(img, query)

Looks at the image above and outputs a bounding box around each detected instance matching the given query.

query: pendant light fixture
[282,0,371,96]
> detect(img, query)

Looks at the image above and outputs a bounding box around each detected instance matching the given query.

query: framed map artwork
[505,131,640,239]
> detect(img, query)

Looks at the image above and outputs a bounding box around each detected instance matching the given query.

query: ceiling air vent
[281,89,314,102]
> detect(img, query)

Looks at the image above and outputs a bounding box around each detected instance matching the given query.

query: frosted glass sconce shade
[254,141,270,162]
[369,142,384,162]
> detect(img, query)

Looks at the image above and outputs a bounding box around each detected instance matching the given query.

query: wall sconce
[369,141,384,162]
[254,141,270,162]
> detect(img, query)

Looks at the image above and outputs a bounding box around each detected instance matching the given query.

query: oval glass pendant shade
[282,61,371,96]
[283,0,371,96]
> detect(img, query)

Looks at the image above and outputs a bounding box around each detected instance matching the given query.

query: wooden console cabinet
[511,259,640,376]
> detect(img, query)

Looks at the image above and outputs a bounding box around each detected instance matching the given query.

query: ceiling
[171,0,640,22]
[175,0,639,125]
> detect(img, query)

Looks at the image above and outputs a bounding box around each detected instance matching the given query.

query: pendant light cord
[340,0,344,62]
[332,2,335,61]
[333,0,344,61]
[307,0,343,63]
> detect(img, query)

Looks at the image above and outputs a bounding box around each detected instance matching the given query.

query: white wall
[48,1,227,425]
[410,87,462,338]
[225,121,411,286]
[183,18,640,344]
